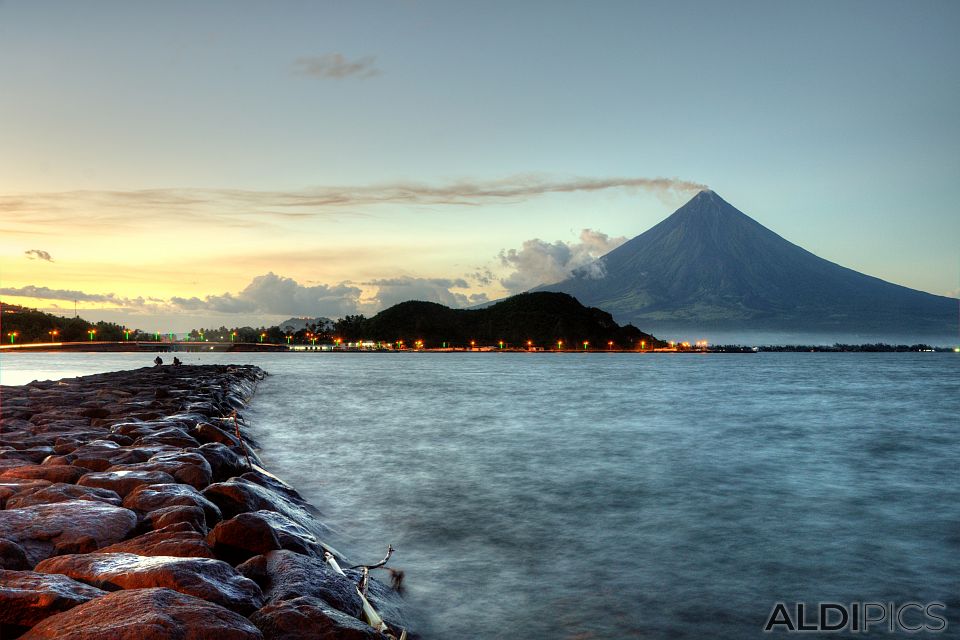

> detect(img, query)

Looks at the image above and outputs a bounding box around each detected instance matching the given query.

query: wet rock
[107,451,212,489]
[145,505,208,533]
[0,538,29,570]
[192,443,249,482]
[193,423,242,448]
[0,569,107,627]
[5,483,123,509]
[35,552,264,614]
[123,483,221,529]
[19,587,264,640]
[0,480,52,508]
[132,427,200,449]
[207,511,320,565]
[0,464,86,484]
[345,568,409,631]
[0,500,137,566]
[237,550,362,617]
[202,478,331,540]
[77,469,176,497]
[249,596,389,640]
[96,523,215,558]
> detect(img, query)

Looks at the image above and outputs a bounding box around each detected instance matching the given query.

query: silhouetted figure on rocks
[173,357,182,366]
[154,356,163,366]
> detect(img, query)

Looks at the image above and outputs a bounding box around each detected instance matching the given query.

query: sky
[1,0,958,332]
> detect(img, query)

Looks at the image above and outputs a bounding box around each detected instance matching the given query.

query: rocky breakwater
[0,364,408,639]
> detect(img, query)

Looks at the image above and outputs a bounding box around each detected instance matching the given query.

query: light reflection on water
[2,351,959,638]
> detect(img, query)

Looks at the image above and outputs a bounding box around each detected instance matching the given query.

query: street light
[49,329,59,341]
[231,332,237,342]
[583,341,589,350]
[8,331,17,344]
[123,329,131,341]
[88,329,96,341]
[260,333,266,343]
[557,340,563,350]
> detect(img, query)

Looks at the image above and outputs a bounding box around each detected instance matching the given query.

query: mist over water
[2,352,958,638]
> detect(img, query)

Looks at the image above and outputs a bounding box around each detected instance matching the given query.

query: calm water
[2,352,959,638]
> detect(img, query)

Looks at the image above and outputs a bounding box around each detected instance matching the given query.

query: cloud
[499,228,627,293]
[170,272,362,317]
[24,249,53,262]
[293,54,380,79]
[0,284,132,304]
[0,175,706,232]
[363,276,475,309]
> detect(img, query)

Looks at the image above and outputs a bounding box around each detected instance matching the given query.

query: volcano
[537,190,958,343]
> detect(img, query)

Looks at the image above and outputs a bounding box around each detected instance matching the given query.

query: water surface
[2,351,958,638]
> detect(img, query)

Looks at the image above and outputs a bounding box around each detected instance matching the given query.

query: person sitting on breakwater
[173,357,182,366]
[154,356,163,366]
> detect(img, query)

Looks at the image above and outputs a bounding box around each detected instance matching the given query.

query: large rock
[249,596,389,640]
[202,477,330,542]
[191,443,249,482]
[35,552,264,614]
[0,500,137,566]
[77,469,176,497]
[0,538,29,570]
[0,464,85,484]
[123,483,221,529]
[5,482,123,509]
[107,452,212,490]
[95,523,215,558]
[207,511,321,565]
[0,569,107,627]
[19,587,264,640]
[0,480,52,508]
[237,550,363,617]
[145,505,208,533]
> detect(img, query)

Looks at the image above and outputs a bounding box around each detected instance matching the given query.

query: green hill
[338,292,665,349]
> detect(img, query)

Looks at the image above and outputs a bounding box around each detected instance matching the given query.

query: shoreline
[0,364,408,639]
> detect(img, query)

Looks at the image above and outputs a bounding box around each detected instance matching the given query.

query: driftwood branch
[229,410,254,469]
[348,544,394,571]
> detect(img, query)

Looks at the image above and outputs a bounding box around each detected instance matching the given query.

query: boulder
[192,443,249,482]
[202,478,330,541]
[107,451,212,489]
[0,500,137,566]
[0,569,107,627]
[19,587,264,640]
[0,538,29,570]
[95,523,215,558]
[77,469,176,497]
[123,483,221,529]
[35,552,264,614]
[237,550,363,617]
[5,483,123,509]
[145,505,208,533]
[249,596,389,640]
[207,511,320,565]
[0,480,52,508]
[0,464,85,484]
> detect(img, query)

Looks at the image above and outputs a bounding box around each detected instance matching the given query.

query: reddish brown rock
[35,552,264,614]
[192,443,249,482]
[207,511,319,565]
[145,505,208,532]
[19,587,264,640]
[237,550,362,617]
[0,569,107,627]
[0,464,85,484]
[202,478,330,542]
[77,469,176,497]
[0,480,52,508]
[108,451,212,490]
[95,523,215,558]
[0,500,137,566]
[5,482,123,509]
[123,483,222,529]
[249,596,389,640]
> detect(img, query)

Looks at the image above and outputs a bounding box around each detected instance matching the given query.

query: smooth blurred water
[2,351,958,638]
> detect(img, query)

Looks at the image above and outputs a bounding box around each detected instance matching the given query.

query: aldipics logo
[763,602,947,633]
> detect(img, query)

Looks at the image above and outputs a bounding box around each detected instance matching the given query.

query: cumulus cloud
[24,249,53,262]
[170,272,362,317]
[364,276,475,309]
[499,229,627,293]
[293,54,380,79]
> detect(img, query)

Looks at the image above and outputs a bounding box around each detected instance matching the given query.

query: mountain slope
[538,190,957,341]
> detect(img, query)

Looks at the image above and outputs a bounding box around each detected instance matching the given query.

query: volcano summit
[538,190,958,343]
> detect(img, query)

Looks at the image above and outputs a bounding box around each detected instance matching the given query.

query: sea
[1,351,958,639]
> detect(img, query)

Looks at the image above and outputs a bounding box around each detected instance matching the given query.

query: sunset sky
[1,1,958,332]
